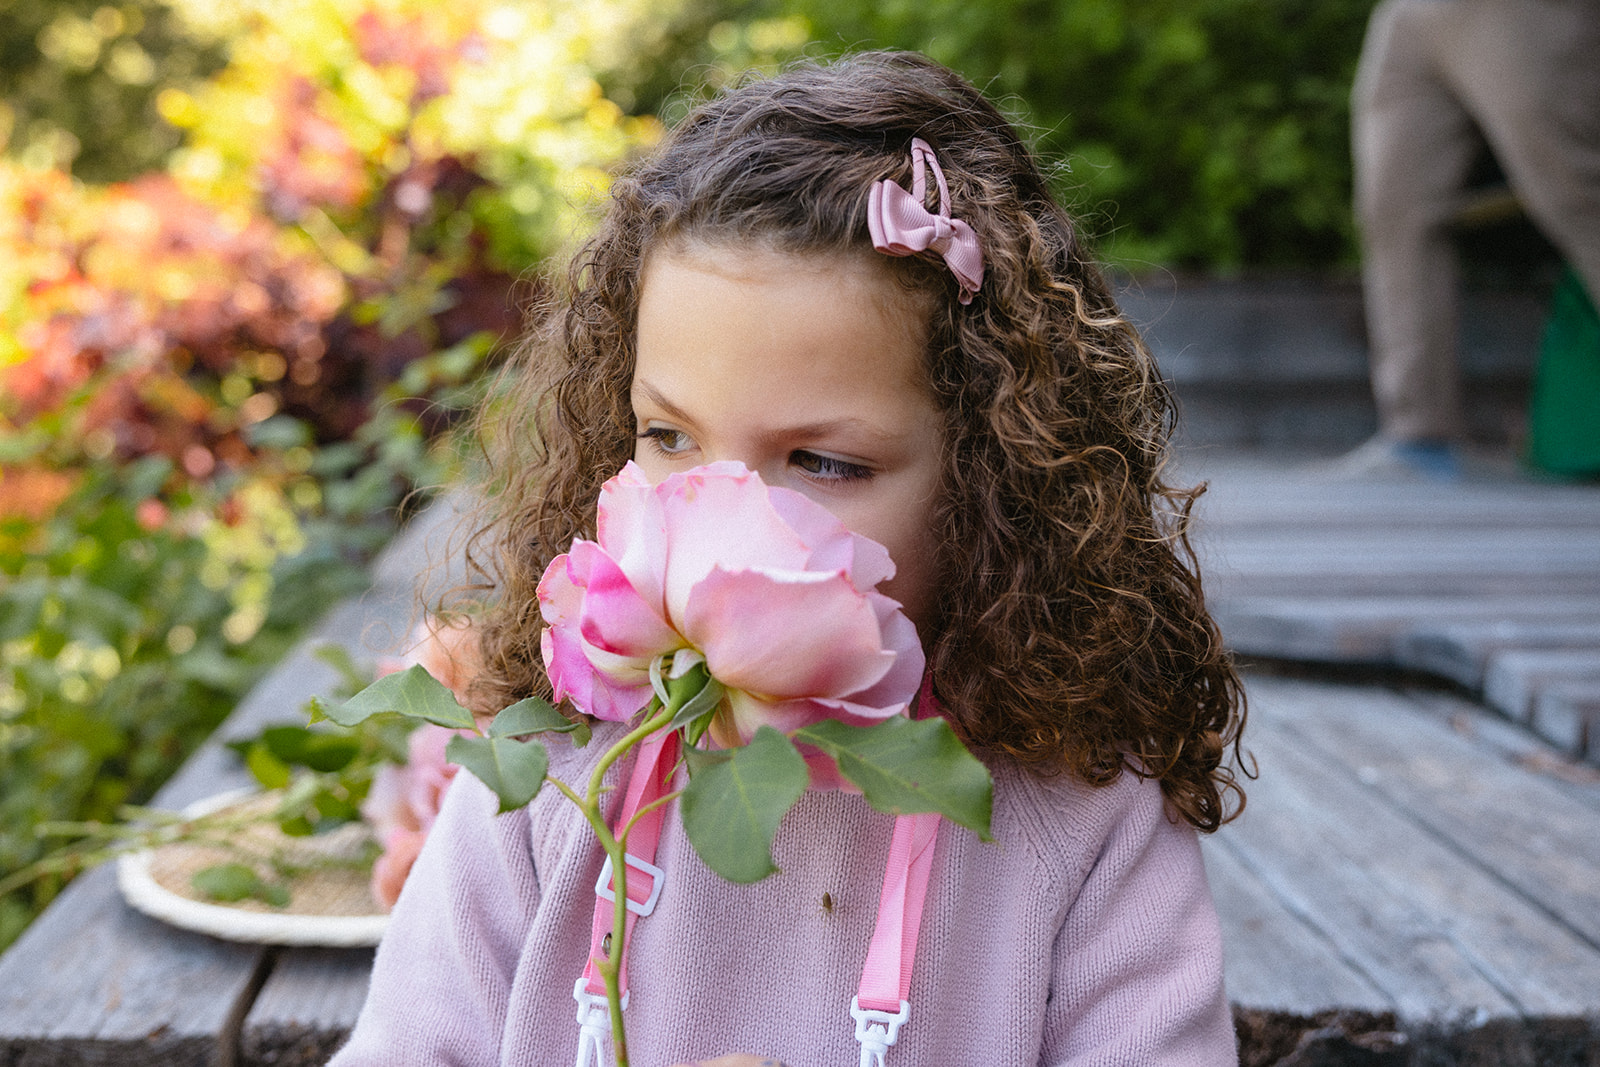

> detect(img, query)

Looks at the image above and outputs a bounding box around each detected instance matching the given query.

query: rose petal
[360,762,418,840]
[683,566,895,700]
[798,747,859,794]
[404,726,462,834]
[409,616,480,704]
[657,465,814,625]
[539,561,593,705]
[595,462,670,617]
[571,541,680,658]
[841,593,925,709]
[371,828,427,910]
[579,672,655,722]
[766,485,895,588]
[537,549,586,629]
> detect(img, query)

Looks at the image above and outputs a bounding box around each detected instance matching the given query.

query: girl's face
[631,243,944,632]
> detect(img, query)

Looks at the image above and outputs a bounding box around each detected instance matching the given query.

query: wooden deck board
[1202,832,1393,1015]
[1241,676,1600,949]
[0,864,263,1067]
[241,948,375,1067]
[1208,674,1600,1020]
[1183,453,1600,761]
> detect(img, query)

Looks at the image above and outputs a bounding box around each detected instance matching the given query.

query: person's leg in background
[1348,0,1483,475]
[1447,0,1600,312]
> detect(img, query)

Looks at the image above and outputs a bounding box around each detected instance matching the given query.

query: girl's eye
[792,450,871,482]
[638,427,694,456]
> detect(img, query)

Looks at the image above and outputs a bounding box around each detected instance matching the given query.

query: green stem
[559,667,709,1067]
[567,696,676,1067]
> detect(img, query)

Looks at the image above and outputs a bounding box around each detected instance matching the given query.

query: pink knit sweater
[332,724,1237,1066]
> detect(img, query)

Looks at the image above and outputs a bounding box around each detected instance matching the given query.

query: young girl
[334,51,1246,1066]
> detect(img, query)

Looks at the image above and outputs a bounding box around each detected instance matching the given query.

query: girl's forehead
[641,238,932,331]
[631,243,935,422]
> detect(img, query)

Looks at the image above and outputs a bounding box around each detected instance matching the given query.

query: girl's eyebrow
[631,379,694,424]
[632,378,899,444]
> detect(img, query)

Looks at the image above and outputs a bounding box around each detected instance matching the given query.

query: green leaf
[191,863,291,908]
[244,743,291,790]
[681,743,732,777]
[490,697,589,745]
[322,664,477,730]
[259,725,313,764]
[312,643,370,696]
[300,734,361,773]
[312,790,360,823]
[793,717,994,840]
[191,863,264,903]
[680,726,807,884]
[445,734,549,813]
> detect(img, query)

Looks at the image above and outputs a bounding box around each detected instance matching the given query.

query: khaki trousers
[1352,0,1600,441]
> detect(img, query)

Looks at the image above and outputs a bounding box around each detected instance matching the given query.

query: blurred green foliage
[0,460,368,945]
[0,1,224,179]
[651,0,1379,270]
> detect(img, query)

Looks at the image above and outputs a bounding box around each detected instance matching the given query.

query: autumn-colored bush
[0,0,683,950]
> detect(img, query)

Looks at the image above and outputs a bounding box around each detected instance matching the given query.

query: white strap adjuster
[573,978,627,1067]
[594,853,665,916]
[850,997,910,1067]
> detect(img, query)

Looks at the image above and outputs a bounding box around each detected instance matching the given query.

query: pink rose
[377,614,481,708]
[369,827,426,910]
[537,461,924,754]
[364,616,484,906]
[363,725,465,909]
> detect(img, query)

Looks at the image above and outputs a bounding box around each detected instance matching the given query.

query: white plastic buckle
[572,978,628,1067]
[594,853,665,916]
[850,997,910,1067]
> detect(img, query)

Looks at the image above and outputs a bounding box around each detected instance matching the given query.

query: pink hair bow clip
[867,137,985,304]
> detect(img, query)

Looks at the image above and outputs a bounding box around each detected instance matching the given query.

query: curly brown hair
[463,51,1246,831]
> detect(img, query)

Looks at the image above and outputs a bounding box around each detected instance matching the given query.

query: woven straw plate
[117,789,390,946]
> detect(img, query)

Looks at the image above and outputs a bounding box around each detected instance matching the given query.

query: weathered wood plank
[1402,689,1600,811]
[1209,596,1600,664]
[1194,495,1600,530]
[1531,681,1600,761]
[1483,649,1600,728]
[1200,836,1391,1015]
[1200,534,1600,582]
[1220,676,1600,1018]
[1245,676,1600,951]
[1209,571,1600,599]
[0,865,264,1067]
[1393,619,1600,688]
[240,948,372,1067]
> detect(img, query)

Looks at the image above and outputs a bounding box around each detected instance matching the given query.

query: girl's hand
[670,1058,790,1067]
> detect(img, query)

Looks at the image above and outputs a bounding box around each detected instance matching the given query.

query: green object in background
[1527,268,1600,479]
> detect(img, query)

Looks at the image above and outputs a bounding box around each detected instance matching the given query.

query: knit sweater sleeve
[329,769,539,1066]
[1037,775,1237,1067]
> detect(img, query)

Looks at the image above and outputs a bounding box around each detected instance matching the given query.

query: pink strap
[867,137,984,304]
[581,729,679,997]
[858,673,943,1012]
[856,811,941,1011]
